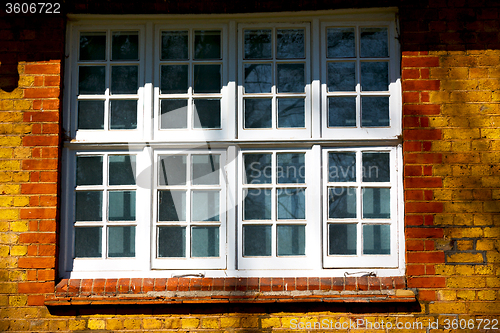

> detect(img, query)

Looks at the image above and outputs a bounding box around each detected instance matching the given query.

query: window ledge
[46,277,415,306]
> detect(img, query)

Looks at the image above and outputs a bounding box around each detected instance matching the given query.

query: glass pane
[161,31,188,60]
[78,66,105,95]
[363,188,390,219]
[75,191,102,221]
[76,155,103,186]
[193,65,221,93]
[277,29,305,59]
[193,99,221,129]
[277,63,305,93]
[244,153,272,184]
[328,224,356,255]
[277,188,305,220]
[363,224,390,254]
[328,62,356,91]
[80,32,106,61]
[194,30,221,59]
[192,226,219,257]
[78,100,104,130]
[110,100,137,130]
[192,154,220,185]
[192,190,220,221]
[328,97,356,127]
[328,187,356,219]
[360,27,388,58]
[244,64,272,93]
[108,191,136,221]
[111,66,138,94]
[362,152,390,182]
[327,27,355,58]
[244,29,272,59]
[361,62,388,91]
[158,155,186,186]
[112,32,139,60]
[243,225,271,256]
[244,98,272,129]
[109,155,136,185]
[277,225,305,256]
[160,99,188,129]
[277,153,305,184]
[277,98,304,128]
[158,226,185,257]
[75,227,102,258]
[108,226,135,257]
[244,189,271,220]
[158,190,186,221]
[361,96,389,127]
[160,65,188,94]
[328,152,356,182]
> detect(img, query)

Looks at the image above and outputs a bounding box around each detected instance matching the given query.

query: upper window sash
[237,23,312,140]
[68,25,147,143]
[320,21,401,140]
[153,24,233,142]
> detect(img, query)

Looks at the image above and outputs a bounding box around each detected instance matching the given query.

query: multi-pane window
[62,11,402,278]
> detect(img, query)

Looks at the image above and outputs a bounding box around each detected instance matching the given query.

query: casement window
[61,9,403,278]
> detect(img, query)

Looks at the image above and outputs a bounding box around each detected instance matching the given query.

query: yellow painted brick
[87,319,105,330]
[429,91,450,103]
[0,148,13,158]
[447,276,486,288]
[470,67,489,78]
[0,89,23,99]
[445,227,484,238]
[201,318,219,329]
[477,78,500,90]
[163,318,181,329]
[0,160,21,171]
[442,103,481,116]
[0,111,22,123]
[447,67,469,79]
[0,197,13,207]
[472,140,491,151]
[486,277,500,288]
[428,116,449,128]
[69,320,86,331]
[10,221,28,232]
[472,165,494,176]
[433,189,452,201]
[475,264,495,275]
[470,116,492,127]
[9,295,27,306]
[0,233,18,244]
[13,147,31,159]
[469,302,500,314]
[12,172,29,182]
[0,257,16,269]
[0,100,14,111]
[484,201,500,213]
[220,317,240,328]
[0,246,9,257]
[450,91,491,103]
[12,196,29,207]
[431,140,451,152]
[451,141,471,152]
[13,100,32,111]
[452,214,474,226]
[17,75,34,88]
[455,265,477,275]
[0,222,8,232]
[478,290,497,301]
[12,124,32,134]
[0,282,17,293]
[0,295,8,306]
[143,318,163,329]
[484,227,500,237]
[262,317,281,328]
[482,129,500,139]
[434,215,454,226]
[241,317,259,328]
[9,270,26,282]
[123,319,142,329]
[447,117,471,128]
[443,202,482,213]
[0,171,13,183]
[0,136,22,147]
[437,290,456,301]
[493,91,500,102]
[181,318,200,329]
[428,302,467,314]
[0,209,18,221]
[442,79,478,91]
[455,240,474,251]
[452,189,473,200]
[433,164,452,176]
[486,251,500,263]
[456,290,476,301]
[10,246,27,256]
[105,319,123,330]
[443,128,481,140]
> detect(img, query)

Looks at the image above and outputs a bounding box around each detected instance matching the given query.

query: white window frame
[61,9,404,279]
[237,23,312,140]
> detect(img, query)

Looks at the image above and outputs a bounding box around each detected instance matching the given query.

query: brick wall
[1,1,499,331]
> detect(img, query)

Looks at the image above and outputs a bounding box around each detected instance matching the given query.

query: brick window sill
[46,277,416,306]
